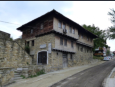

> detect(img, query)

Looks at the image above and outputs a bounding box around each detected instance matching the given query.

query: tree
[108,8,115,39]
[106,50,110,56]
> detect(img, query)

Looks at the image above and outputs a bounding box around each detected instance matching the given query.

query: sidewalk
[8,61,105,87]
[103,67,115,87]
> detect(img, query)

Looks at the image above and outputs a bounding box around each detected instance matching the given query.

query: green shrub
[10,37,13,41]
[21,75,25,79]
[25,45,30,54]
[28,69,45,78]
[36,69,45,76]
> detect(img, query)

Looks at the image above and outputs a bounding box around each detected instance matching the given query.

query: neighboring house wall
[0,30,10,39]
[107,47,110,51]
[0,32,32,68]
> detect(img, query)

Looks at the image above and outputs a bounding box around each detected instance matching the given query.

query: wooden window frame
[71,41,74,48]
[70,26,72,33]
[31,40,34,46]
[31,29,33,34]
[58,21,62,28]
[87,37,89,41]
[40,23,43,29]
[63,23,66,29]
[64,39,67,46]
[27,41,29,46]
[73,28,75,34]
[60,37,63,45]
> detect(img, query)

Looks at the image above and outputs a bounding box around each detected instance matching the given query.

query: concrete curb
[102,67,115,87]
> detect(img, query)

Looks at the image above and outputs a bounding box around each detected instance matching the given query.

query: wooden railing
[94,53,103,56]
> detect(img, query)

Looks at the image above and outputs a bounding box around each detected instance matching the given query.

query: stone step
[14,74,21,77]
[3,79,15,87]
[13,77,23,80]
[14,74,20,76]
[14,78,24,82]
[14,71,22,73]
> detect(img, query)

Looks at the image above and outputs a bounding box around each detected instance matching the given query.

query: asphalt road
[50,59,115,87]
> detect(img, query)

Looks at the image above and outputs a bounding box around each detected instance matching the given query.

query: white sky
[0,1,115,51]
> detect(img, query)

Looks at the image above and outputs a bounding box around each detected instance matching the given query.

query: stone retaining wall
[0,31,32,85]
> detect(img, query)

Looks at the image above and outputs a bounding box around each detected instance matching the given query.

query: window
[71,41,74,48]
[40,23,43,29]
[87,48,88,53]
[78,34,79,39]
[81,34,83,39]
[81,47,83,52]
[73,28,75,34]
[87,37,89,41]
[58,21,62,28]
[31,40,34,46]
[60,37,63,45]
[38,51,47,64]
[70,54,72,60]
[90,38,92,42]
[27,41,29,46]
[64,39,67,46]
[31,29,33,34]
[63,23,66,29]
[69,26,72,33]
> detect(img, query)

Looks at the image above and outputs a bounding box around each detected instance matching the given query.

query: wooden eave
[35,30,78,41]
[17,10,54,31]
[77,41,93,48]
[52,48,75,54]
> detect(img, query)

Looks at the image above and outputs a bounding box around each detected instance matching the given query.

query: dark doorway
[38,51,47,64]
[63,53,68,68]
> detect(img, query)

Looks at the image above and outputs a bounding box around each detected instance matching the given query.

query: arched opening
[38,51,47,65]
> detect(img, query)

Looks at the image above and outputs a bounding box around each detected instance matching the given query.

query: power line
[0,20,39,29]
[0,20,52,30]
[0,20,20,25]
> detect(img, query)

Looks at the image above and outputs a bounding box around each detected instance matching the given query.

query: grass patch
[93,56,104,60]
[28,69,45,78]
[21,75,26,79]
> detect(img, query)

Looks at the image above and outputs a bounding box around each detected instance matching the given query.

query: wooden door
[63,53,68,68]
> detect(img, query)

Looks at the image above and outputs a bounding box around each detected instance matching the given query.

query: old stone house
[17,9,97,72]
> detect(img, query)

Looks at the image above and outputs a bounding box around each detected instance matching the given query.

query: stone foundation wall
[73,43,93,66]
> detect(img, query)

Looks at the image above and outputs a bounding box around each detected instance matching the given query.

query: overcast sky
[0,1,115,51]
